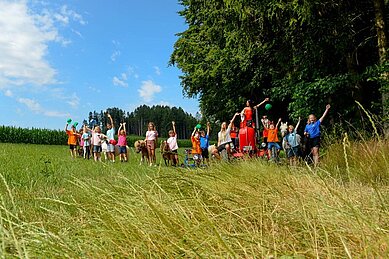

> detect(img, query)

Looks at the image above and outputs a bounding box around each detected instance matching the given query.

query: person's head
[269,123,275,129]
[246,100,254,108]
[95,126,101,133]
[71,125,76,132]
[200,130,205,137]
[168,130,174,137]
[120,129,125,136]
[221,122,227,131]
[288,125,294,133]
[106,122,112,130]
[148,122,155,130]
[308,114,316,124]
[194,130,200,139]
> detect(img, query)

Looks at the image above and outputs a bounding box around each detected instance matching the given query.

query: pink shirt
[118,134,127,146]
[146,130,158,140]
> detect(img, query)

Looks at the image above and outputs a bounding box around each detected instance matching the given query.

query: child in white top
[145,122,158,166]
[167,121,179,166]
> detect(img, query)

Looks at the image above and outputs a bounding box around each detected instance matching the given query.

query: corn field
[0,126,67,145]
[0,126,194,147]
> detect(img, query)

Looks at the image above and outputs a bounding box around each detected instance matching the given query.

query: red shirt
[244,107,253,121]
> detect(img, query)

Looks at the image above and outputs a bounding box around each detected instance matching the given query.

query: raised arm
[64,123,68,131]
[107,113,114,128]
[319,104,331,122]
[254,97,270,109]
[295,117,301,131]
[206,122,210,136]
[123,122,126,133]
[275,118,282,129]
[172,121,176,135]
[191,126,197,137]
[118,123,123,132]
[229,113,240,128]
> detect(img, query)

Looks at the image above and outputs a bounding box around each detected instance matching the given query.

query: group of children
[65,102,331,167]
[65,113,129,162]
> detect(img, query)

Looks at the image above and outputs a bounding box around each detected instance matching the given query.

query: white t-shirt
[218,127,232,145]
[167,134,178,151]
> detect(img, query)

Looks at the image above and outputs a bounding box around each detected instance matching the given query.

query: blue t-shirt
[200,135,209,149]
[284,130,299,148]
[304,120,321,138]
[106,128,115,140]
[82,132,90,146]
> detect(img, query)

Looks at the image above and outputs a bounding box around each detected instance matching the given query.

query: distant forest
[84,105,198,139]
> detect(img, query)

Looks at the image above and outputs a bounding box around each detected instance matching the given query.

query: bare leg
[312,147,319,166]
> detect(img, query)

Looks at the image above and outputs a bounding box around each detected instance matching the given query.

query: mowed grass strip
[0,143,388,257]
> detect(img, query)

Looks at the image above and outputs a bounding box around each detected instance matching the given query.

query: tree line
[170,0,389,134]
[85,105,198,139]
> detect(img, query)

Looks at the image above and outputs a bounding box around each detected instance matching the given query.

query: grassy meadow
[0,141,388,257]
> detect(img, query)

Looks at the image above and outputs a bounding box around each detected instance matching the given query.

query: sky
[0,0,199,130]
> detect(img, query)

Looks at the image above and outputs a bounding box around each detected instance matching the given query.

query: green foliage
[0,126,67,145]
[171,0,387,123]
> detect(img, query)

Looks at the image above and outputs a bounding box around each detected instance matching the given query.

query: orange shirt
[66,130,78,145]
[267,128,279,143]
[191,136,201,155]
[230,128,237,138]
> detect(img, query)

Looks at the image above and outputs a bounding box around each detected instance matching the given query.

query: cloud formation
[112,76,128,87]
[138,80,162,102]
[17,97,68,117]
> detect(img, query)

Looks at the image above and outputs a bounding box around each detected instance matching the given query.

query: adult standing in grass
[105,113,116,162]
[65,123,79,159]
[145,122,158,166]
[304,104,331,166]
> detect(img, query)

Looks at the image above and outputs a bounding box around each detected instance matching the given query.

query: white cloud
[158,101,171,106]
[154,66,161,76]
[138,80,162,102]
[111,50,121,62]
[17,97,68,117]
[18,98,42,112]
[4,90,13,97]
[60,5,86,25]
[0,1,57,87]
[113,76,128,87]
[51,88,80,109]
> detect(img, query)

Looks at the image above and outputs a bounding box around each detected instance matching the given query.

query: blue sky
[0,0,198,129]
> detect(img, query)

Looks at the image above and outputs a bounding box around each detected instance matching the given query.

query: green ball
[73,122,78,127]
[265,104,272,110]
[67,118,72,124]
[195,124,202,129]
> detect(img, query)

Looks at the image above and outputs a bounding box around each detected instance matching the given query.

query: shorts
[146,140,156,150]
[308,136,321,148]
[201,148,209,159]
[171,149,178,154]
[287,146,300,158]
[119,146,127,154]
[268,142,281,150]
[69,144,76,150]
[217,142,231,153]
[93,145,102,153]
[193,154,202,160]
[107,143,115,152]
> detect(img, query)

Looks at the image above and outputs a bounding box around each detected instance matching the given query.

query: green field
[0,142,388,257]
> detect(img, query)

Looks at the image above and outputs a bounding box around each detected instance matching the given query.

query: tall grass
[0,141,388,257]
